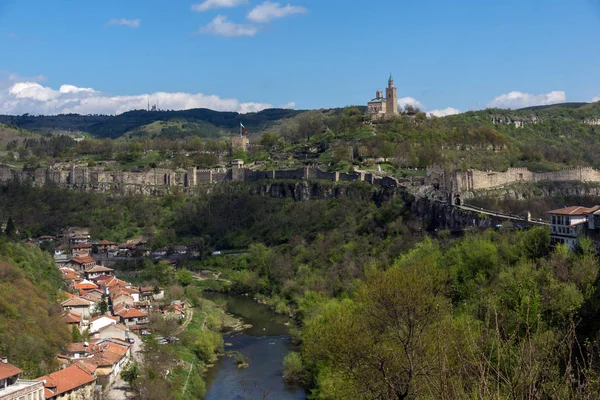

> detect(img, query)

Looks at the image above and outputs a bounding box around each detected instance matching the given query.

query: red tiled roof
[103,277,128,288]
[97,240,116,245]
[61,297,91,307]
[71,256,96,265]
[84,265,114,273]
[36,363,95,399]
[79,288,104,297]
[61,272,80,281]
[91,274,113,282]
[547,206,598,216]
[63,312,82,324]
[80,294,100,304]
[117,307,147,319]
[0,362,23,380]
[74,281,99,291]
[98,323,127,333]
[73,360,97,375]
[65,342,93,354]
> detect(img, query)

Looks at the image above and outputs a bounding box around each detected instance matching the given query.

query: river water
[203,292,306,400]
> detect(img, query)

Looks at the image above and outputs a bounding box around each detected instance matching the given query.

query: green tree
[176,269,194,287]
[72,325,81,342]
[98,294,109,315]
[303,263,451,399]
[142,260,175,286]
[4,216,16,238]
[260,132,281,149]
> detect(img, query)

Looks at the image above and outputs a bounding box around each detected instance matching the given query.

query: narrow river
[203,292,306,400]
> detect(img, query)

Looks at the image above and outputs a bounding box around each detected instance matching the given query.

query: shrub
[193,330,223,363]
[283,352,304,383]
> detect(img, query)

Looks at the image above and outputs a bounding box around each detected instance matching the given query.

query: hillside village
[0,228,191,400]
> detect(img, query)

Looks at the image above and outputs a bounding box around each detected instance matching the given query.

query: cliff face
[218,181,404,203]
[54,180,403,202]
[411,197,518,231]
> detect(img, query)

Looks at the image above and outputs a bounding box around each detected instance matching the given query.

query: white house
[89,314,119,333]
[547,206,600,249]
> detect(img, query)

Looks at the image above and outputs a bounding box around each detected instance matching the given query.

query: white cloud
[59,85,96,94]
[592,96,600,103]
[487,90,566,109]
[199,15,258,37]
[247,1,307,23]
[0,78,293,116]
[191,0,248,12]
[107,18,141,28]
[10,82,60,102]
[397,97,423,110]
[394,94,460,117]
[428,107,461,117]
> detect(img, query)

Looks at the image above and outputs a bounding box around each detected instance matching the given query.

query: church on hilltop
[367,75,399,118]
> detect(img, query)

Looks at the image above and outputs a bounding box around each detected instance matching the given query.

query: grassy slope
[0,124,40,148]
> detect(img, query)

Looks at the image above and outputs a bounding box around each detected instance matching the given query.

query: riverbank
[167,294,244,399]
[202,292,306,399]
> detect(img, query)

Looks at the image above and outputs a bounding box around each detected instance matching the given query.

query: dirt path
[181,362,195,396]
[174,302,194,335]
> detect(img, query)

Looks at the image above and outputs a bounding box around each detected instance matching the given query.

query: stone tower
[385,74,398,115]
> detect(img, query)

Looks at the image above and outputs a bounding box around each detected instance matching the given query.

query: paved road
[106,333,143,400]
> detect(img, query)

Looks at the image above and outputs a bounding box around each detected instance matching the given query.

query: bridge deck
[458,204,549,226]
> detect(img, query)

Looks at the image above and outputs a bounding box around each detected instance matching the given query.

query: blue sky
[1,0,599,115]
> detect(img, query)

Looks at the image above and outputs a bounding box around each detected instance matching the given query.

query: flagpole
[240,122,242,137]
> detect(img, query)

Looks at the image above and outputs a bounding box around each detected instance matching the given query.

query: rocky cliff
[411,197,525,231]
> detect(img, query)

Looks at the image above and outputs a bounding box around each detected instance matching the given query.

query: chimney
[1,356,7,364]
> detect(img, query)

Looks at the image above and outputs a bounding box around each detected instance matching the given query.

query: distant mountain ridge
[1,102,600,141]
[0,107,306,139]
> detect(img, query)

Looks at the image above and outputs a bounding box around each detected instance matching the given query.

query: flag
[240,122,248,135]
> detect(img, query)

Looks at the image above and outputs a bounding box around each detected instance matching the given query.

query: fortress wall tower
[186,168,197,187]
[231,160,246,182]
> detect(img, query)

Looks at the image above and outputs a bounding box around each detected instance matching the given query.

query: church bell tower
[385,74,398,115]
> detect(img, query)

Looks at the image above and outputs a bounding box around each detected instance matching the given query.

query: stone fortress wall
[453,167,600,192]
[2,161,599,198]
[425,165,600,202]
[0,163,399,191]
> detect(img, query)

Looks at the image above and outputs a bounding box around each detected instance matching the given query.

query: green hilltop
[2,102,600,173]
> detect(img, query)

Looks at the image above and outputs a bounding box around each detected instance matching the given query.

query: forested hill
[469,101,600,119]
[0,239,70,377]
[0,107,306,139]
